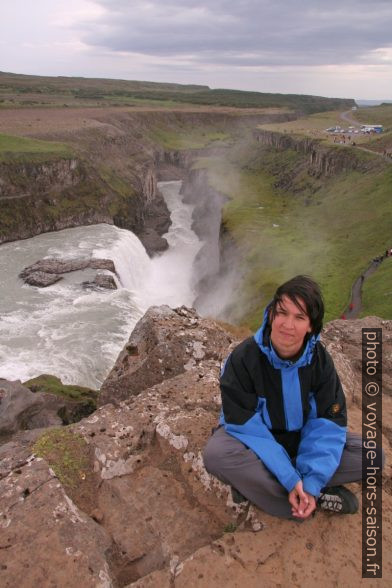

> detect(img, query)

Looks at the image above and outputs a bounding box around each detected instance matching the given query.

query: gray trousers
[203,426,380,519]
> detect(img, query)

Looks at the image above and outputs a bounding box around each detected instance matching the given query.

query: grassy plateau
[0,70,354,113]
[0,132,74,162]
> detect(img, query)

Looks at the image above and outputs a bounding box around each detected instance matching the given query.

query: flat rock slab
[128,505,392,587]
[19,257,117,288]
[0,457,114,587]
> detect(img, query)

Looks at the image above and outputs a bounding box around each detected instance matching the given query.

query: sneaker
[318,485,358,514]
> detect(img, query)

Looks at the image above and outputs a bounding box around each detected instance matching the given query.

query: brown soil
[0,105,288,138]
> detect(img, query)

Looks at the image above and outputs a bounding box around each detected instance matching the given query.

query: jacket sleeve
[296,348,347,497]
[220,343,301,492]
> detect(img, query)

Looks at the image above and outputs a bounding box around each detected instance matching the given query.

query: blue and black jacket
[219,307,347,497]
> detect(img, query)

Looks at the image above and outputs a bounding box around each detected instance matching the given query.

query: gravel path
[339,110,362,128]
[342,256,387,319]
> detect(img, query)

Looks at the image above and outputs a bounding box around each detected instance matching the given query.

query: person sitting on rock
[203,275,383,520]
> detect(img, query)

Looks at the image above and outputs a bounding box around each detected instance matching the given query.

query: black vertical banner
[362,328,382,578]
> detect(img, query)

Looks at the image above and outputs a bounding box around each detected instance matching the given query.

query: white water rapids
[0,181,203,388]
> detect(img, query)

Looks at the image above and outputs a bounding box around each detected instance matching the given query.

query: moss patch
[33,428,90,488]
[223,522,237,533]
[98,165,136,198]
[24,374,98,402]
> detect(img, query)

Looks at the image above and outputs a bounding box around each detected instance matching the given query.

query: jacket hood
[253,303,319,369]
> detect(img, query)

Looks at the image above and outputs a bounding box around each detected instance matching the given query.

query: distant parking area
[257,107,391,153]
[324,123,384,144]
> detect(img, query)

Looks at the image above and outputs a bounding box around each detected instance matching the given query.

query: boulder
[322,315,392,400]
[24,374,98,426]
[0,380,46,438]
[0,376,97,439]
[321,316,392,444]
[99,305,234,406]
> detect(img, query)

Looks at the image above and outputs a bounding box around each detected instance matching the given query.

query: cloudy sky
[1,0,392,99]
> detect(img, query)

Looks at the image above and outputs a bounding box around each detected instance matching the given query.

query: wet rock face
[22,270,63,287]
[1,309,392,587]
[99,305,234,406]
[83,273,117,290]
[137,228,168,256]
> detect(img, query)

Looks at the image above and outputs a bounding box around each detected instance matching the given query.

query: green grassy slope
[0,133,74,162]
[194,144,392,328]
[351,104,392,153]
[353,104,392,128]
[360,258,392,319]
[148,126,232,150]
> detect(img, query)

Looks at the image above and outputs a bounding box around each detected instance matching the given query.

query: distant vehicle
[325,126,343,133]
[360,124,384,133]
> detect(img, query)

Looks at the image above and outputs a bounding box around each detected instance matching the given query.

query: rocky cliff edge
[0,307,391,587]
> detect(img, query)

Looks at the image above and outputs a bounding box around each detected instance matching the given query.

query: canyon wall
[0,109,295,254]
[253,129,379,176]
[0,155,168,255]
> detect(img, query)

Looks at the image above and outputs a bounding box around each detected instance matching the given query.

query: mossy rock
[24,373,97,400]
[24,374,98,424]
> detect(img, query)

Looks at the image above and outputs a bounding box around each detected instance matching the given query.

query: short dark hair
[269,275,324,335]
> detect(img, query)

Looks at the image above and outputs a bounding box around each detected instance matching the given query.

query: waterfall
[94,228,152,291]
[0,181,203,388]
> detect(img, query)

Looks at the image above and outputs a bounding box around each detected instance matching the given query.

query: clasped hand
[288,480,316,519]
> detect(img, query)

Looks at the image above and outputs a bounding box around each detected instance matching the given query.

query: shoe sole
[319,486,359,514]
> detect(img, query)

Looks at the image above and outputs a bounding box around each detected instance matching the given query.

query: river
[0,181,203,388]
